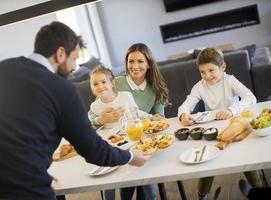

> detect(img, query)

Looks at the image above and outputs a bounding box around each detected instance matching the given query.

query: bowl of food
[203,128,218,140]
[189,127,204,140]
[174,128,189,140]
[253,126,271,137]
[250,108,271,137]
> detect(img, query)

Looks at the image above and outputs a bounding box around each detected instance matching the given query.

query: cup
[120,107,144,140]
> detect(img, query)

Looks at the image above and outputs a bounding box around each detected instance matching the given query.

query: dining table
[49,101,271,199]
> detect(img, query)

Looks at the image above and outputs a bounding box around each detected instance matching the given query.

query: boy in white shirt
[178,48,256,124]
[178,48,262,200]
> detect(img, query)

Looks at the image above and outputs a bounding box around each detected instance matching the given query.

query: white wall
[97,0,271,67]
[0,14,57,60]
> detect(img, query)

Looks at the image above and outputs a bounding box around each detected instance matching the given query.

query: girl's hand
[216,109,232,120]
[179,113,195,126]
[98,107,124,124]
[151,114,164,121]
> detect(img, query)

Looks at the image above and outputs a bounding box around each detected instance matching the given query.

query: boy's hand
[179,113,195,126]
[151,113,164,121]
[216,109,232,120]
[98,107,125,124]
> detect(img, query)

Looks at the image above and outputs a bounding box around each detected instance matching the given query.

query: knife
[198,145,207,162]
[92,166,105,175]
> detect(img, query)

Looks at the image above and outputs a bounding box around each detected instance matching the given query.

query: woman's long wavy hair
[125,43,170,106]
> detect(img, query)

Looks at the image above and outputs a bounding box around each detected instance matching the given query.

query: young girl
[88,65,152,200]
[88,65,151,128]
[178,48,262,200]
[116,43,170,200]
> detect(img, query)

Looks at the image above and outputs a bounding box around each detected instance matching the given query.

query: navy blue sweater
[0,57,130,200]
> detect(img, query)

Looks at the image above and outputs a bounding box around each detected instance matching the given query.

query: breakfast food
[59,144,73,157]
[53,144,78,161]
[216,117,252,149]
[134,136,158,154]
[203,128,218,140]
[144,120,169,134]
[250,108,271,129]
[133,134,173,154]
[174,128,189,140]
[108,135,124,143]
[189,127,204,140]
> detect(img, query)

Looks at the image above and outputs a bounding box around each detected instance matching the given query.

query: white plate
[84,166,119,176]
[194,112,216,124]
[179,145,220,164]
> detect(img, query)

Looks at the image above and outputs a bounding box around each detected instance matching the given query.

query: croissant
[59,144,73,157]
[216,116,252,150]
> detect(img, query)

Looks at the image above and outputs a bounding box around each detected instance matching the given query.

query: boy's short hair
[196,48,224,66]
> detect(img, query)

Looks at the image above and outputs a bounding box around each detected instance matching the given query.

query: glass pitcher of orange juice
[120,107,143,140]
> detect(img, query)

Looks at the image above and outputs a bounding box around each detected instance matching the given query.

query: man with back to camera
[0,21,147,200]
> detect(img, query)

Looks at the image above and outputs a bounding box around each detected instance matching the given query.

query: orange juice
[240,108,253,117]
[125,122,143,140]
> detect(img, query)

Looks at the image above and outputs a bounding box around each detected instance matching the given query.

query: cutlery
[92,166,105,175]
[198,145,207,162]
[195,112,208,122]
[194,150,201,162]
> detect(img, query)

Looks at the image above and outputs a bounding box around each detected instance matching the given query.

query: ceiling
[0,0,100,26]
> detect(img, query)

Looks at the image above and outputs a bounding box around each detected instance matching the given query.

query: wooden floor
[64,170,270,200]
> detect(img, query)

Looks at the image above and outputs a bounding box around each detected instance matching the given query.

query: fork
[194,150,201,162]
[195,112,208,122]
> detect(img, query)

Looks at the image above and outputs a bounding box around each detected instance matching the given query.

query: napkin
[194,111,216,122]
[187,146,210,163]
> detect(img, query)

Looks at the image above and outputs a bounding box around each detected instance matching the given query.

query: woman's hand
[179,113,195,126]
[216,109,233,120]
[151,113,164,121]
[98,107,125,124]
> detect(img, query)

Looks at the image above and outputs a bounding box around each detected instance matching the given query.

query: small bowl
[253,126,271,137]
[174,128,189,140]
[189,127,204,140]
[203,128,218,140]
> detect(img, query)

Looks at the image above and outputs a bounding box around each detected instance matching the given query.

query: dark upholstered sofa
[73,48,271,118]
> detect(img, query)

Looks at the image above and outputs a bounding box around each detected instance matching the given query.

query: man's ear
[55,47,66,63]
[221,62,226,71]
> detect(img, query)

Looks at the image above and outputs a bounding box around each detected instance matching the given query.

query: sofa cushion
[223,50,254,93]
[158,54,194,67]
[252,64,271,102]
[73,80,96,112]
[160,59,201,118]
[237,44,256,58]
[251,47,271,67]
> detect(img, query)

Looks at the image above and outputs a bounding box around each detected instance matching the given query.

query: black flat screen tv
[163,0,223,12]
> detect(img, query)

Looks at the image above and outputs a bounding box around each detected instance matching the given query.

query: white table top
[49,101,271,195]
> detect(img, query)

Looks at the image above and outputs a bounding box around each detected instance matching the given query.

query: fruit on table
[250,108,271,129]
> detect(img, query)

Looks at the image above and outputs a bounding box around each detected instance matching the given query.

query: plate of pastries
[53,143,78,161]
[142,119,169,134]
[131,134,174,155]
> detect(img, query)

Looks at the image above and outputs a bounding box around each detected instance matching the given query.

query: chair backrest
[73,79,95,112]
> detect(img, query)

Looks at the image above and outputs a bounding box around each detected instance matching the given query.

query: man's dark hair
[34,21,85,57]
